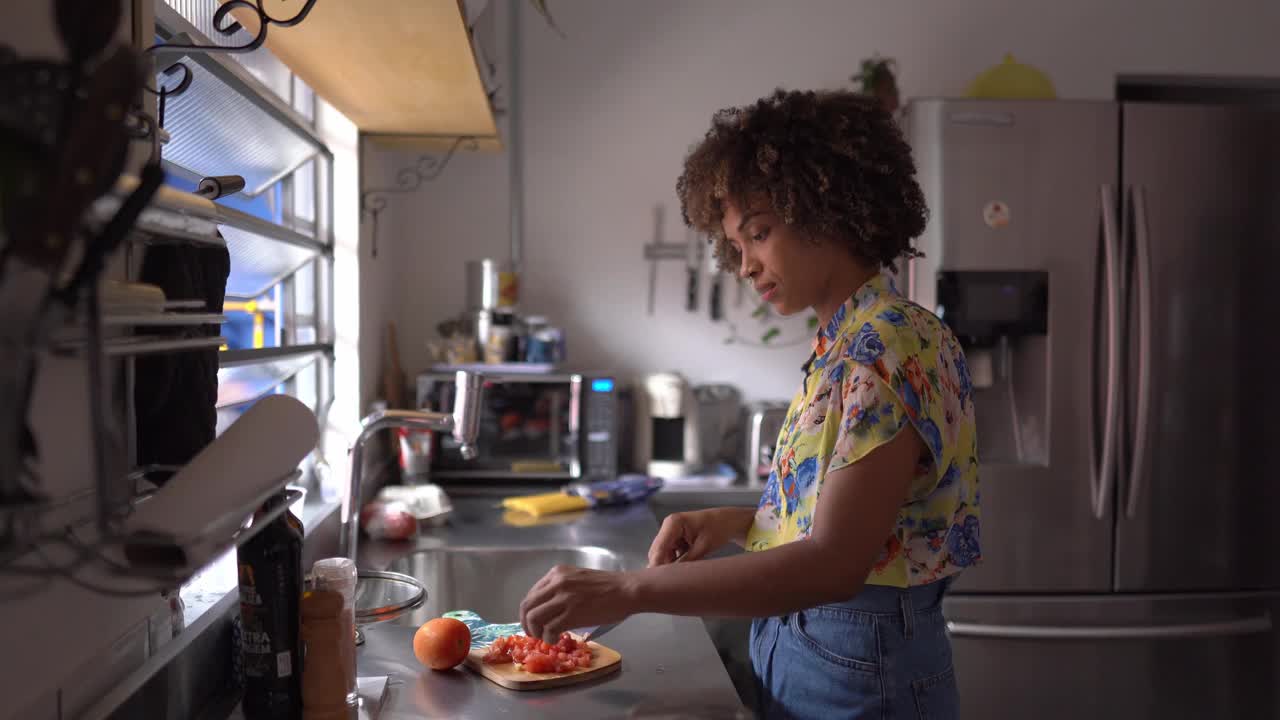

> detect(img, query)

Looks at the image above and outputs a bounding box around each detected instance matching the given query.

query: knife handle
[686,267,699,311]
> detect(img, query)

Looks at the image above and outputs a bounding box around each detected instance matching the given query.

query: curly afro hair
[676,88,927,273]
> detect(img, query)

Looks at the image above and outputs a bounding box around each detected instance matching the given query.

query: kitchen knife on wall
[685,227,701,312]
[708,249,724,322]
[647,205,663,316]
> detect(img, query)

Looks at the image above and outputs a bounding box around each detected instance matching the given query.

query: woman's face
[721,197,853,317]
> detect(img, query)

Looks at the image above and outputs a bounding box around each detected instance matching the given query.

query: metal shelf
[97,336,226,357]
[217,342,331,367]
[89,177,225,247]
[96,173,327,298]
[154,3,329,197]
[102,312,226,327]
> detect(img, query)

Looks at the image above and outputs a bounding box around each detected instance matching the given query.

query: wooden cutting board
[445,610,623,690]
[462,639,622,690]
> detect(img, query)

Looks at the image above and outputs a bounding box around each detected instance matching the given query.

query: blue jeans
[749,579,959,720]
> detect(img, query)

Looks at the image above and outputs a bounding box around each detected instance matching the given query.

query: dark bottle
[237,492,304,720]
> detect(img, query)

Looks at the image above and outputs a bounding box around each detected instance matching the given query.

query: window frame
[154,0,335,481]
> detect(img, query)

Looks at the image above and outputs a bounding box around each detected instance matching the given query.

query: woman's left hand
[519,565,638,643]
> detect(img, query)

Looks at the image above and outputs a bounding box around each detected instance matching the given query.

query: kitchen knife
[573,551,687,642]
[708,250,724,321]
[576,621,620,643]
[685,227,701,312]
[647,206,662,315]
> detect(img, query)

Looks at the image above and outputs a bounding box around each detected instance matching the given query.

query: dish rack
[0,173,319,587]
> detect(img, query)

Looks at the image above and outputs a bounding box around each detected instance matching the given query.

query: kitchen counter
[654,483,763,508]
[353,496,750,720]
[434,478,766,509]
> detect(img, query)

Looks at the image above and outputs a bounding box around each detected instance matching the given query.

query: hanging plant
[853,54,900,116]
[722,282,820,348]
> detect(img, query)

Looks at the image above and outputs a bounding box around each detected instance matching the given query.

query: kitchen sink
[386,546,625,627]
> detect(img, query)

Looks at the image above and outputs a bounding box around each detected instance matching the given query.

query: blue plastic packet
[564,475,664,507]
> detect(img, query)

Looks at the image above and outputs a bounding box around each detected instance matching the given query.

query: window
[154,1,334,453]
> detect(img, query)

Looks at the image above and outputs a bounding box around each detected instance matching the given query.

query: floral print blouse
[745,273,981,588]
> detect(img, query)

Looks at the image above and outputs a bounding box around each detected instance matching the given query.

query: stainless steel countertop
[432,479,766,508]
[354,497,750,720]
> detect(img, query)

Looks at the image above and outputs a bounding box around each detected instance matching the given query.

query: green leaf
[762,327,781,344]
[807,315,819,330]
[751,304,768,319]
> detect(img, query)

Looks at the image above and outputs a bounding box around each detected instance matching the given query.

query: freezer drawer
[944,592,1280,719]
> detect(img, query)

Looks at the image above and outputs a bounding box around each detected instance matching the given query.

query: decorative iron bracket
[141,0,318,149]
[360,137,479,258]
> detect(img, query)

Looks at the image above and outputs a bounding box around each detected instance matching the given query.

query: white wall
[380,0,1280,404]
[357,151,400,415]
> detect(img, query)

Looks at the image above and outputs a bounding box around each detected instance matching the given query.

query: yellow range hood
[223,0,501,149]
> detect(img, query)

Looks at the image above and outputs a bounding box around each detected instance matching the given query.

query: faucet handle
[451,370,483,459]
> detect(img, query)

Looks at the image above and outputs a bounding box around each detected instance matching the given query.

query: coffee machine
[633,372,701,478]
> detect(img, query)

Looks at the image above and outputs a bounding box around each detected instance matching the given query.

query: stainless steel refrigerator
[905,98,1280,719]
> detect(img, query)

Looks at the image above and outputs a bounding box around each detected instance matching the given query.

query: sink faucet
[340,370,482,561]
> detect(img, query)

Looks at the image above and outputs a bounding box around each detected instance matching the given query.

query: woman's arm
[647,506,758,566]
[519,425,923,639]
[627,425,922,618]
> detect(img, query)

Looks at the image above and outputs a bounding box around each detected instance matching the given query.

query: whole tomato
[360,500,417,540]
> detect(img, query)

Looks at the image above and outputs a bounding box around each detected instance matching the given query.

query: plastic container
[396,427,433,480]
[525,328,556,364]
[377,484,454,528]
[308,558,358,713]
[300,589,356,720]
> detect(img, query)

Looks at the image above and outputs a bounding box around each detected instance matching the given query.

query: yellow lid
[965,53,1057,99]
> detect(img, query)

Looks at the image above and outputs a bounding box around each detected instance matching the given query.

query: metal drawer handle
[947,612,1271,640]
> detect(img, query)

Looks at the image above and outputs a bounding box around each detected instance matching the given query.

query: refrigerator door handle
[947,612,1271,640]
[1125,186,1154,520]
[1093,185,1122,520]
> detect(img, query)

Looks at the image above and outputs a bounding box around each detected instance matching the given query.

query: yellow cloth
[501,492,590,517]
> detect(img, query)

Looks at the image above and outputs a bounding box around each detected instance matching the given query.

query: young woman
[519,89,980,719]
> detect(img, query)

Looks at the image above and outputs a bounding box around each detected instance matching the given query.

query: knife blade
[572,554,687,642]
[685,226,702,312]
[576,621,620,643]
[708,249,724,321]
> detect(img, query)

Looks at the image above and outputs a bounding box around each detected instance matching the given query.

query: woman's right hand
[647,507,756,567]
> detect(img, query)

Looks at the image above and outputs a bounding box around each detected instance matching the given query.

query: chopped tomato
[482,633,595,674]
[482,637,513,664]
[522,652,556,673]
